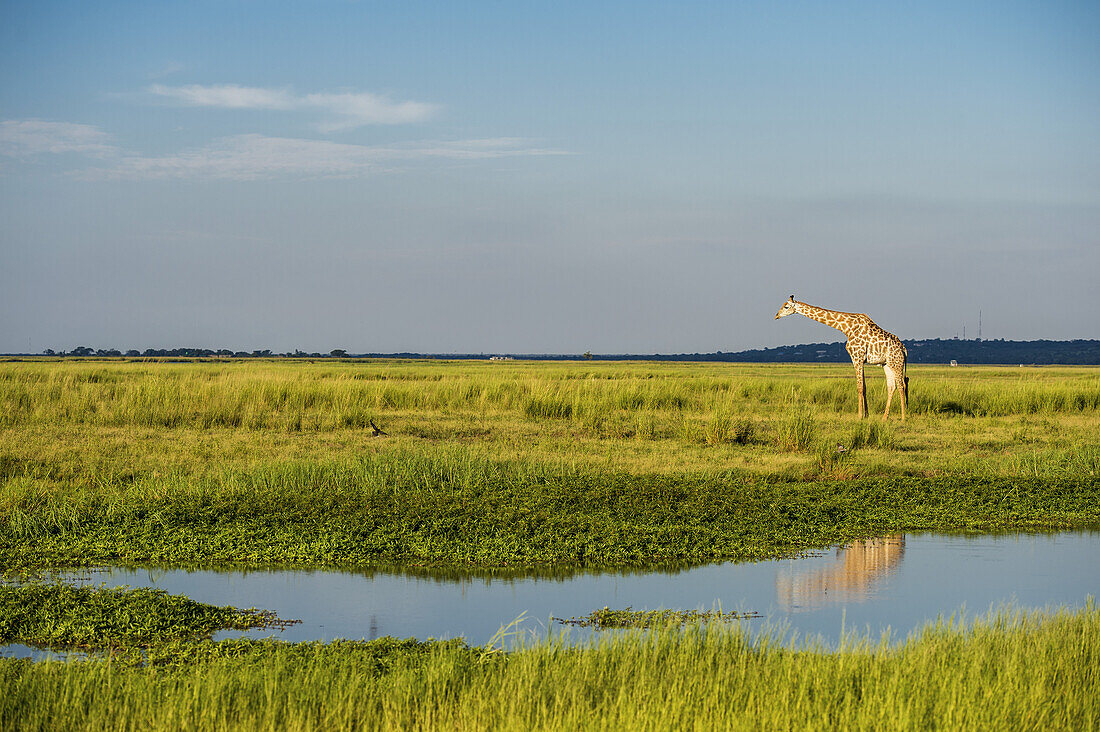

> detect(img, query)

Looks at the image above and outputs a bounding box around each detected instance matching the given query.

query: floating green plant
[556,605,761,629]
[0,583,297,652]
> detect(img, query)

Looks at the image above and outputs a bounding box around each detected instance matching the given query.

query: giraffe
[774,295,909,420]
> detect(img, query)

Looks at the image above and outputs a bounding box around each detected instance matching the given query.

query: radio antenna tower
[978,310,982,340]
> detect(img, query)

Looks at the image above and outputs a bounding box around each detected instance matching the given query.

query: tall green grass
[1,361,1097,434]
[848,421,896,450]
[775,409,817,451]
[1,603,1095,730]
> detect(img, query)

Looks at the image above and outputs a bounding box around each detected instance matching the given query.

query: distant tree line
[619,339,1100,365]
[21,338,1100,365]
[39,347,350,359]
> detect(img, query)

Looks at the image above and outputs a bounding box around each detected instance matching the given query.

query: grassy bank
[1,359,1098,569]
[2,449,1097,568]
[2,603,1095,731]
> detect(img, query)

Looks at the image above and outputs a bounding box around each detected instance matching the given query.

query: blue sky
[2,1,1097,353]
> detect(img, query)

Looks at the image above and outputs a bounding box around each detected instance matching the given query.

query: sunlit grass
[1,360,1097,484]
[1,602,1095,731]
[2,360,1097,430]
[1,359,1097,568]
[2,442,1096,568]
[1,359,1097,727]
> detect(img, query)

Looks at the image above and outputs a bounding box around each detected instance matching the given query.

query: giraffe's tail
[902,344,909,402]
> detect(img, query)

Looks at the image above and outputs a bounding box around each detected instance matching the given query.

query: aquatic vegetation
[556,605,761,628]
[0,584,294,652]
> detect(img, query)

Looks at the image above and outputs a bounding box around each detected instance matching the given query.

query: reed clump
[848,421,895,450]
[775,409,817,451]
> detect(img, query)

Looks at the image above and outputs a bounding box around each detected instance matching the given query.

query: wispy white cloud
[302,92,439,131]
[149,83,294,110]
[0,119,117,157]
[101,134,376,180]
[86,134,568,181]
[147,83,438,130]
[0,117,568,180]
[395,137,568,160]
[146,61,186,80]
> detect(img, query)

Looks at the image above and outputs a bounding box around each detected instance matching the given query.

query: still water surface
[7,531,1098,656]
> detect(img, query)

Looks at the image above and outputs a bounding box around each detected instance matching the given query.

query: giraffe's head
[775,295,797,320]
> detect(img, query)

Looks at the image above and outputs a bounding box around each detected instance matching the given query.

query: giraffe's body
[775,296,909,420]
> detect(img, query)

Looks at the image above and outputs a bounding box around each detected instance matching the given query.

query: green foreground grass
[2,601,1096,731]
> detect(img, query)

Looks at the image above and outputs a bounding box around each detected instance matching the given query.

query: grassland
[1,359,1098,729]
[1,359,1097,568]
[1,601,1095,731]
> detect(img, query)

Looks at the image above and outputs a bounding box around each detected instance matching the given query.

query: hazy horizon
[5,334,1095,358]
[3,1,1098,355]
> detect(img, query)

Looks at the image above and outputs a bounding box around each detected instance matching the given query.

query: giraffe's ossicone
[775,295,909,420]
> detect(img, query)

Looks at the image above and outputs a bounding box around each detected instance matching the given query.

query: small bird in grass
[370,419,387,437]
[835,444,848,453]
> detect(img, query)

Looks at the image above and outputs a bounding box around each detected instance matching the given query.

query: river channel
[5,530,1098,657]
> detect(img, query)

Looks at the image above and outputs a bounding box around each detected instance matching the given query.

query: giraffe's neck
[794,301,859,336]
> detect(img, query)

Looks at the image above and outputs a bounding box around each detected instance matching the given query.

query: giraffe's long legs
[854,361,866,419]
[883,366,906,421]
[883,366,894,420]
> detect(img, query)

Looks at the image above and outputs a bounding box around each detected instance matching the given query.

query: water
[5,531,1097,657]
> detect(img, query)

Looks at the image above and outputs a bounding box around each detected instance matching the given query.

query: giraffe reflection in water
[777,535,906,611]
